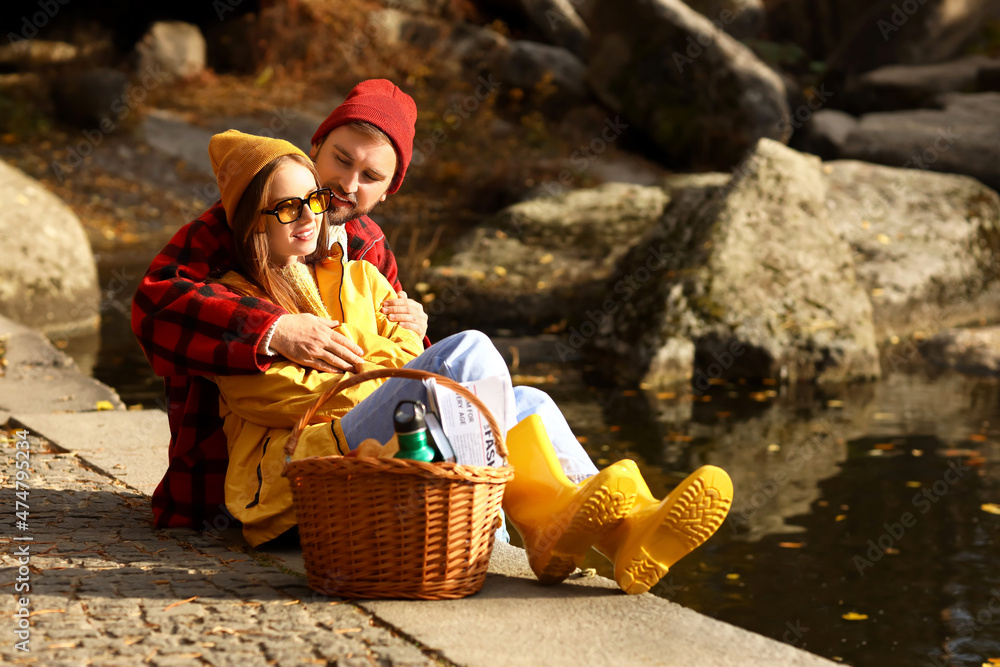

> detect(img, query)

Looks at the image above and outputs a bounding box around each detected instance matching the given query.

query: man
[132,79,428,529]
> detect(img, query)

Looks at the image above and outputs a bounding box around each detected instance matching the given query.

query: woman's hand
[268,313,365,373]
[380,290,429,339]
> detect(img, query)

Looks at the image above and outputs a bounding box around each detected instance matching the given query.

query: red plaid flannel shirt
[131,202,403,530]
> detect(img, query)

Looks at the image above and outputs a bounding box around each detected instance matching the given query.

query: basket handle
[284,364,509,463]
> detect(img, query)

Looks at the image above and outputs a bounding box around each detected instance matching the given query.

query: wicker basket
[282,367,513,600]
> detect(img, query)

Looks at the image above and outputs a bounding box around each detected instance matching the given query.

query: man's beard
[325,188,375,226]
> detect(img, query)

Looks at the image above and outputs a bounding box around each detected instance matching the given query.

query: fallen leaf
[539,253,553,264]
[493,266,507,277]
[842,612,868,621]
[726,573,740,581]
[163,596,198,611]
[835,514,847,522]
[778,542,803,549]
[981,504,1000,515]
[28,609,65,617]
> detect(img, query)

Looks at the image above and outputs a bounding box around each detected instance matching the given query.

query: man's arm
[131,204,285,378]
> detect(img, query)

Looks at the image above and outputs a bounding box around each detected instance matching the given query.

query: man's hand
[267,313,365,373]
[381,290,428,339]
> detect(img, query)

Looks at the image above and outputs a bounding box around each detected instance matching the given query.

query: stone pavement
[0,431,440,667]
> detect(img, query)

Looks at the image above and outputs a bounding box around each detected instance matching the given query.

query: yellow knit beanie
[208,130,310,223]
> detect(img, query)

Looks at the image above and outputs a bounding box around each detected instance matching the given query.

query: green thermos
[392,400,436,462]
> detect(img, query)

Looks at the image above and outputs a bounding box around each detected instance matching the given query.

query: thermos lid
[393,400,427,434]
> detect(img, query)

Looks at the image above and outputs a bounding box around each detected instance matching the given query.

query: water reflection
[543,361,1000,667]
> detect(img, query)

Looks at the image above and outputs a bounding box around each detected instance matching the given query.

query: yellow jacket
[212,251,424,546]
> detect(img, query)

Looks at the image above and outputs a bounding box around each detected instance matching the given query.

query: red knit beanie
[310,79,417,195]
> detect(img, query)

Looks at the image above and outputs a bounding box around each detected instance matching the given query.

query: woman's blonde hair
[227,153,331,314]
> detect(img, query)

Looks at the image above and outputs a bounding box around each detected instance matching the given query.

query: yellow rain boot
[594,465,733,595]
[504,415,641,584]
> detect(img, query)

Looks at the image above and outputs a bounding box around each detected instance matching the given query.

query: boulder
[839,92,1000,191]
[375,17,588,105]
[825,0,1000,78]
[519,0,590,59]
[593,139,880,389]
[842,56,1000,113]
[794,109,858,160]
[421,182,670,334]
[921,327,1000,375]
[580,0,790,169]
[449,26,588,104]
[684,0,766,38]
[499,40,588,101]
[823,161,1000,342]
[49,67,130,131]
[0,160,100,337]
[135,21,206,82]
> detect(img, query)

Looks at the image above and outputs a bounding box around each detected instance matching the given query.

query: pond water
[70,258,1000,667]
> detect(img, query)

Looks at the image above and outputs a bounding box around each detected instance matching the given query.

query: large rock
[373,16,587,105]
[842,56,1000,113]
[0,161,100,337]
[839,92,1000,191]
[519,0,590,59]
[768,0,1000,76]
[824,161,1000,342]
[794,109,858,161]
[825,0,1000,78]
[593,139,880,389]
[580,0,790,170]
[49,68,130,131]
[135,21,206,82]
[421,182,670,334]
[684,0,766,38]
[921,327,1000,375]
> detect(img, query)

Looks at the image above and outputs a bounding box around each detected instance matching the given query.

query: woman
[208,130,734,595]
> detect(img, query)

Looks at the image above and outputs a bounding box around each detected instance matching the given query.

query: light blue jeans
[340,330,600,542]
